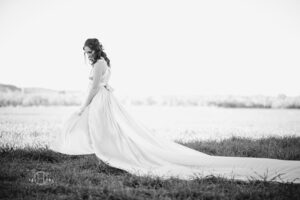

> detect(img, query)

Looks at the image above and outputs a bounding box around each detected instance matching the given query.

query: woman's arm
[78,60,106,113]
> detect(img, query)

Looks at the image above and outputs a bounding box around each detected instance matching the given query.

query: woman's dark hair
[83,38,111,67]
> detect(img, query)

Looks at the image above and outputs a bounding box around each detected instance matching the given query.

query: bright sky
[0,0,299,96]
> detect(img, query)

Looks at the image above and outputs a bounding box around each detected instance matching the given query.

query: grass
[176,135,300,160]
[1,136,300,199]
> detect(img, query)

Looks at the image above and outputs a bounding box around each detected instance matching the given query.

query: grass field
[0,106,300,199]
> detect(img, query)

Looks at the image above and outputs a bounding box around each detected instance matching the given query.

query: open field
[0,83,300,108]
[1,105,300,148]
[0,106,300,199]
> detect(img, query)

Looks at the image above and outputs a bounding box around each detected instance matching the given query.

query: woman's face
[83,46,95,61]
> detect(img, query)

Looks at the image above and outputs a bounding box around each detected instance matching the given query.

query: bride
[49,38,300,183]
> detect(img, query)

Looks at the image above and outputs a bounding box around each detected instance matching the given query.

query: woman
[49,38,300,183]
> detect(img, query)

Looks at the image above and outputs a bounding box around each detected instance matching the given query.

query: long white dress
[49,59,300,183]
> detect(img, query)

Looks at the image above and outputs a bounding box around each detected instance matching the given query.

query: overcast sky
[0,0,299,96]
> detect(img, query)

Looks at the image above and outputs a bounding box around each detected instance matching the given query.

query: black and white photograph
[0,0,300,199]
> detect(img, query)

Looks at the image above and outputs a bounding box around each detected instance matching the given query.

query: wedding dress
[49,59,300,183]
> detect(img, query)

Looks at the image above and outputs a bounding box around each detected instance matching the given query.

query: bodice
[88,64,114,91]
